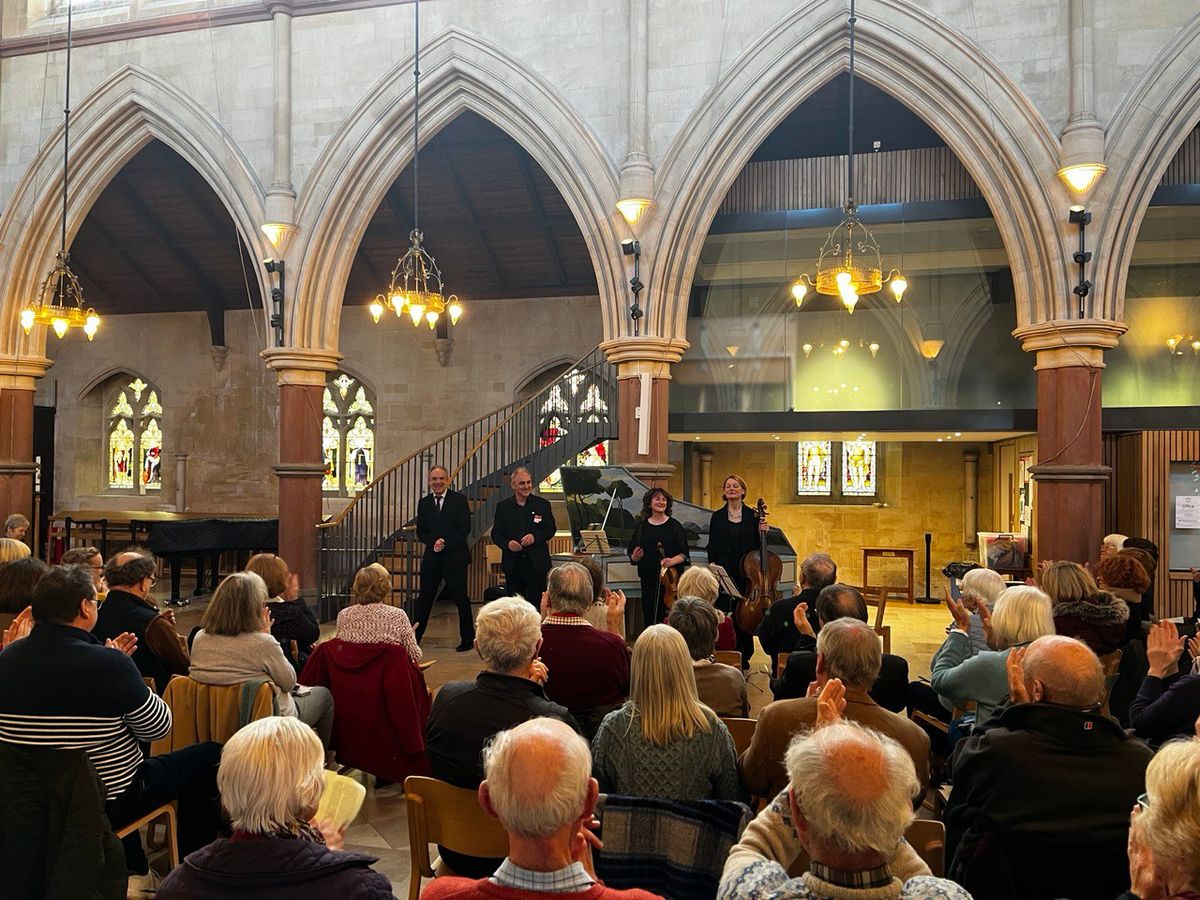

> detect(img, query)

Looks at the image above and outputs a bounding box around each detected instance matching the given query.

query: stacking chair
[719,716,757,757]
[404,775,508,900]
[714,650,742,668]
[114,802,179,871]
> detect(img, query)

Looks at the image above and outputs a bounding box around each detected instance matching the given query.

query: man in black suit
[415,465,474,651]
[770,582,910,713]
[756,552,837,660]
[491,466,557,605]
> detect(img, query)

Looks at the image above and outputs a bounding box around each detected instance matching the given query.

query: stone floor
[166,592,954,896]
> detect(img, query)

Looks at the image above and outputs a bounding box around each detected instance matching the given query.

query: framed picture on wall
[977,532,1029,570]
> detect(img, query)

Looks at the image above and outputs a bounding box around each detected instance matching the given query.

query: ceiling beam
[63,251,116,311]
[513,151,569,287]
[355,247,388,288]
[74,218,173,308]
[440,154,505,288]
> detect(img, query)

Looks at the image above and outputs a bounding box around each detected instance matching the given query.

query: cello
[736,498,782,633]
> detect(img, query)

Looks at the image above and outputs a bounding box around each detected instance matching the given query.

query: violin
[658,541,681,610]
[736,498,782,633]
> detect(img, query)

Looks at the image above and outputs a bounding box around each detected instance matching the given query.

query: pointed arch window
[538,366,611,492]
[323,371,376,496]
[106,376,163,493]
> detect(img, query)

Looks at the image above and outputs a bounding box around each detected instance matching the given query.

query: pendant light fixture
[20,0,100,342]
[790,0,907,315]
[369,0,463,330]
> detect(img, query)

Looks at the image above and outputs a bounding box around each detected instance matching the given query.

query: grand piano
[145,518,278,602]
[554,466,797,617]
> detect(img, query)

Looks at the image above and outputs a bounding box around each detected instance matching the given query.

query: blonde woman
[156,716,394,898]
[245,553,318,668]
[0,537,30,564]
[931,585,1055,725]
[1127,736,1200,898]
[1042,560,1128,655]
[335,563,421,663]
[590,624,741,801]
[676,565,736,651]
[190,572,335,748]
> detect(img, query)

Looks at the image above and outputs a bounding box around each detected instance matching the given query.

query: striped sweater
[0,622,171,799]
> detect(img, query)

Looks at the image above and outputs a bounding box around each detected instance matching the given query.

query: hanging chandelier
[369,0,462,330]
[790,0,907,316]
[21,0,100,342]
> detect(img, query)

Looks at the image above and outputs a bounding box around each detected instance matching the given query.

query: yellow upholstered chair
[404,775,509,900]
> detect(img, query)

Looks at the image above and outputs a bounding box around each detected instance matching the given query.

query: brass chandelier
[790,0,907,315]
[21,0,100,342]
[369,0,462,330]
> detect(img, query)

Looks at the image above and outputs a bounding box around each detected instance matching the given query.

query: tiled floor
[167,592,954,896]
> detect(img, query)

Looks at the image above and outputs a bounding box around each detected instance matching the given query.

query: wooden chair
[787,817,945,878]
[1099,649,1123,717]
[418,659,437,671]
[852,585,891,654]
[114,801,179,872]
[404,775,509,900]
[714,650,742,669]
[150,676,277,756]
[719,716,756,756]
[776,652,789,679]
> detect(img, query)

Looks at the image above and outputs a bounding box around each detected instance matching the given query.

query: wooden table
[862,547,915,604]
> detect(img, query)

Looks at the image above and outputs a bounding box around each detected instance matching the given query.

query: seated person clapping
[336,563,422,663]
[1130,620,1200,746]
[157,716,393,899]
[666,598,747,717]
[1126,732,1200,900]
[676,565,737,651]
[190,572,335,749]
[591,624,742,802]
[245,553,319,669]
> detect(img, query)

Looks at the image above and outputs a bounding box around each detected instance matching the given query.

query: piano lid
[558,466,793,556]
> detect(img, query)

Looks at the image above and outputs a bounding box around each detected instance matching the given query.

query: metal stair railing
[317,345,617,620]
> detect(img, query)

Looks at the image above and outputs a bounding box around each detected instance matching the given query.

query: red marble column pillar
[1018,321,1125,569]
[601,337,688,488]
[0,386,36,535]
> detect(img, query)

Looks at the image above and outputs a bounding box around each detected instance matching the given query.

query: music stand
[579,529,611,554]
[708,563,743,600]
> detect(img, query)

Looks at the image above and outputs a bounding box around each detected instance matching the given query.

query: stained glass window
[797,441,833,495]
[323,371,377,496]
[841,440,877,496]
[106,376,164,494]
[539,367,613,492]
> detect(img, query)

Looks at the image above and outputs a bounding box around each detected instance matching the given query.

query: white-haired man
[423,718,662,899]
[492,467,557,604]
[945,634,1152,896]
[720,696,969,899]
[426,597,580,878]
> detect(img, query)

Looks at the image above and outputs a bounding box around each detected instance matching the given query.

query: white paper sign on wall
[1176,495,1200,529]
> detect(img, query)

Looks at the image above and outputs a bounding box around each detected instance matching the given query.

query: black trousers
[107,741,222,874]
[504,555,548,610]
[638,569,666,634]
[415,554,473,644]
[717,591,754,670]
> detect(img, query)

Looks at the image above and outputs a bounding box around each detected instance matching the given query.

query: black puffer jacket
[1053,590,1129,655]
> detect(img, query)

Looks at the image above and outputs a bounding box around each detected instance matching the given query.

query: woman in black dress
[707,473,768,668]
[629,487,690,631]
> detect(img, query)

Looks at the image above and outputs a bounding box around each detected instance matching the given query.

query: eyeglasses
[1135,792,1150,812]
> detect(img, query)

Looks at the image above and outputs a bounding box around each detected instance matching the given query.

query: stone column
[600,336,687,487]
[699,451,713,508]
[616,0,654,218]
[174,453,189,513]
[264,3,297,253]
[1015,320,1125,568]
[0,357,51,544]
[963,450,979,547]
[262,348,340,594]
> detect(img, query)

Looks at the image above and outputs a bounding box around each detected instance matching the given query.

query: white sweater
[189,629,298,716]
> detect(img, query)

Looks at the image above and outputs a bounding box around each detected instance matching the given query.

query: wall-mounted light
[920,320,945,360]
[621,239,645,335]
[261,222,296,256]
[1068,206,1093,319]
[263,258,285,346]
[616,197,653,227]
[1057,163,1107,197]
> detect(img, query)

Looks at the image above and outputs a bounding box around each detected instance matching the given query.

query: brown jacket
[738,686,931,802]
[150,676,277,756]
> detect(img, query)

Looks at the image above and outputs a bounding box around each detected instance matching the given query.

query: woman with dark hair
[628,487,689,631]
[0,556,48,632]
[707,473,767,667]
[245,553,318,669]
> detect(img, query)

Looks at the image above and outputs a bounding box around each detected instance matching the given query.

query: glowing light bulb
[802,343,813,358]
[389,292,406,315]
[426,309,439,329]
[869,342,880,358]
[51,317,69,338]
[1192,340,1200,354]
[20,309,35,334]
[836,271,852,288]
[889,276,908,302]
[840,285,859,314]
[1168,336,1180,351]
[84,315,100,341]
[839,339,850,349]
[448,299,463,325]
[408,301,426,327]
[369,298,385,323]
[792,281,808,306]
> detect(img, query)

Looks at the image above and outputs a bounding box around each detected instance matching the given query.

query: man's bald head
[481,718,593,839]
[1023,635,1105,710]
[102,549,156,590]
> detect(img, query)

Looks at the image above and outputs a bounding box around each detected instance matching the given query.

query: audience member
[539,562,631,738]
[4,513,29,542]
[953,567,1007,653]
[772,583,909,712]
[720,717,968,899]
[578,556,627,638]
[929,584,1055,725]
[0,536,30,563]
[1042,560,1129,655]
[756,553,837,659]
[422,717,662,900]
[60,545,105,594]
[1124,736,1200,900]
[0,565,221,891]
[190,572,335,749]
[591,624,741,801]
[336,562,421,662]
[95,549,190,693]
[426,596,580,878]
[0,556,47,627]
[1,604,32,649]
[245,552,318,669]
[676,565,736,650]
[1099,552,1152,626]
[742,617,929,802]
[946,635,1153,897]
[1101,533,1128,559]
[156,716,393,899]
[667,597,748,717]
[1122,538,1159,620]
[1130,620,1200,746]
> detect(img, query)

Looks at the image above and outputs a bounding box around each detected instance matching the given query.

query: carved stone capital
[1029,463,1111,483]
[601,336,689,376]
[261,347,342,385]
[0,355,53,390]
[273,463,326,479]
[1013,319,1127,369]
